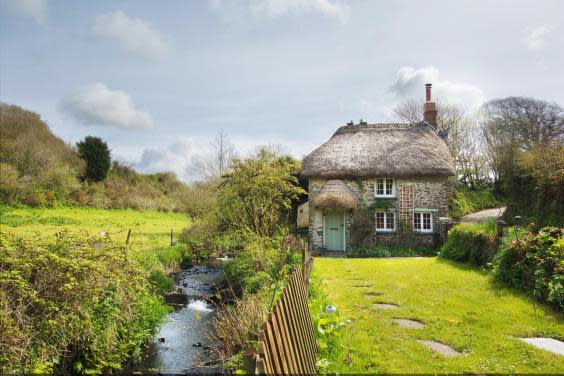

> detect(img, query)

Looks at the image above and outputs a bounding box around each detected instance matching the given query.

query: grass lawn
[0,206,189,252]
[314,257,564,374]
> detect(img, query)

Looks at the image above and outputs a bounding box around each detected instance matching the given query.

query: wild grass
[449,187,500,218]
[313,257,564,374]
[0,205,189,252]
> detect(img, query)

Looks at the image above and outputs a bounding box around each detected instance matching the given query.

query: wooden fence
[253,246,316,375]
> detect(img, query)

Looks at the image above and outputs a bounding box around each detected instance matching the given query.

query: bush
[149,270,174,293]
[347,245,436,258]
[440,221,497,266]
[493,226,563,310]
[0,231,169,374]
[207,295,269,365]
[449,186,500,218]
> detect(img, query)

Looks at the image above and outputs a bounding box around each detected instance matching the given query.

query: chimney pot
[423,83,437,127]
[425,83,432,102]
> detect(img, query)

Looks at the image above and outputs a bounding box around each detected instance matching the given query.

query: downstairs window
[413,212,433,233]
[375,211,395,232]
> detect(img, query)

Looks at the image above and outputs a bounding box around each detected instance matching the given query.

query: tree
[480,97,564,224]
[481,97,564,190]
[481,97,563,149]
[393,99,489,188]
[76,136,111,182]
[216,149,305,237]
[188,130,236,181]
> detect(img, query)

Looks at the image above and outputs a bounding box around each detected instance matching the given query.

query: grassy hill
[0,103,191,211]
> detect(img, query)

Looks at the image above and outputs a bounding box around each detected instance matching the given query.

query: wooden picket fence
[254,246,316,375]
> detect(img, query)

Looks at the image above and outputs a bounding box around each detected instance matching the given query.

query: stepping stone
[393,318,424,329]
[364,291,383,297]
[417,340,460,357]
[374,303,398,309]
[519,338,564,356]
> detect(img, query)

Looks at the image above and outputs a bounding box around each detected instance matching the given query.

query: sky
[1,0,563,182]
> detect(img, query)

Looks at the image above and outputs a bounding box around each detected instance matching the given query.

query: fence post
[243,348,257,375]
[170,228,173,246]
[125,229,131,245]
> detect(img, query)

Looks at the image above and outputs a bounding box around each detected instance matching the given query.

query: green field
[0,206,189,253]
[314,257,564,374]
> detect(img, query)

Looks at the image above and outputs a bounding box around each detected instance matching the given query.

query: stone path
[460,206,506,224]
[393,318,425,329]
[519,338,564,356]
[417,340,461,357]
[374,303,399,309]
[368,272,563,360]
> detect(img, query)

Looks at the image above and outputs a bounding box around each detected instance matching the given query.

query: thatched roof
[301,122,455,178]
[312,180,357,209]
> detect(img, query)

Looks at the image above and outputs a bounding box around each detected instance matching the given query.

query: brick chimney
[423,83,437,127]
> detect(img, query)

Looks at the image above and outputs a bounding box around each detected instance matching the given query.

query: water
[126,264,224,375]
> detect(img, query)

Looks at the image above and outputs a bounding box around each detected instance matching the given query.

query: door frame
[323,209,346,252]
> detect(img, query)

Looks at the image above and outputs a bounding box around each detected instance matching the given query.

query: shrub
[449,186,500,218]
[347,245,436,258]
[207,295,269,364]
[0,231,169,374]
[149,270,174,293]
[0,163,19,204]
[440,222,497,266]
[493,226,563,310]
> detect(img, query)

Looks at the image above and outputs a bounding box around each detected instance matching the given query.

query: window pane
[376,212,384,229]
[386,212,394,229]
[413,213,421,229]
[385,179,393,195]
[376,179,384,195]
[423,213,431,230]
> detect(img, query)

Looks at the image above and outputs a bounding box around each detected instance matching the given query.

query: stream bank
[126,260,228,375]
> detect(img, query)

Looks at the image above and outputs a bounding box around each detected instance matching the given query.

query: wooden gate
[254,249,316,375]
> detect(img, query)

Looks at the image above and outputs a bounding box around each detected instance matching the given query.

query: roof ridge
[334,121,428,136]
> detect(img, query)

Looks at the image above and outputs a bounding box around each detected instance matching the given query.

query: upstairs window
[413,212,433,233]
[375,211,395,232]
[375,178,395,197]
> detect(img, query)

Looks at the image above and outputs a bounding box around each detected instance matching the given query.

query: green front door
[325,210,344,251]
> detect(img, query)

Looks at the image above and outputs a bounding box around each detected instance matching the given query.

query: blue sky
[1,0,563,181]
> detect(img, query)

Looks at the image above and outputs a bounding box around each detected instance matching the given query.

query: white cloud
[132,135,315,182]
[4,0,48,25]
[62,83,154,129]
[388,66,486,110]
[523,25,553,51]
[135,140,195,181]
[92,10,171,59]
[211,0,349,22]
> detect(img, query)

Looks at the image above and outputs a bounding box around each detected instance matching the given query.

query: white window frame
[374,178,396,198]
[413,212,433,233]
[375,210,396,233]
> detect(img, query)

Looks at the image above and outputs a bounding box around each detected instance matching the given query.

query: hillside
[0,103,190,211]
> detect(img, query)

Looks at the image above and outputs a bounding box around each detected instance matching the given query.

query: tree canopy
[76,136,112,182]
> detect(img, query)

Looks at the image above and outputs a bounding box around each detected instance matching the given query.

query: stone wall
[308,177,450,251]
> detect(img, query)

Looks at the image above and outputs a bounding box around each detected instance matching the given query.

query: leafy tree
[77,136,111,182]
[216,148,305,237]
[480,97,564,224]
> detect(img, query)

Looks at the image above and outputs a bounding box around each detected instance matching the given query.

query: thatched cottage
[299,84,455,252]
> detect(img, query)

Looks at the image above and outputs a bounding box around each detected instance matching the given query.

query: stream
[126,260,226,375]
